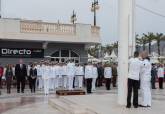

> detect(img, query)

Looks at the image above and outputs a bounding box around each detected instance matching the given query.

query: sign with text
[0,48,44,58]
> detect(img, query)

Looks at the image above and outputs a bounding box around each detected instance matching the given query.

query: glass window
[51,51,60,57]
[61,50,69,57]
[71,51,79,57]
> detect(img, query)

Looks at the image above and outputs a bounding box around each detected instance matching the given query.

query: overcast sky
[1,0,165,44]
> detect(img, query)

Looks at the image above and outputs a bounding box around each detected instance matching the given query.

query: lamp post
[91,0,100,26]
[70,10,77,24]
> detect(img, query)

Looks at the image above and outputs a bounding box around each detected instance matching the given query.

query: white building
[0,18,101,65]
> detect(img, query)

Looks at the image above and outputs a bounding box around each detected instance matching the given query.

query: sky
[1,0,165,45]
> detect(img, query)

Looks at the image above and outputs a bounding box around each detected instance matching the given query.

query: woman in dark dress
[29,64,37,93]
[5,64,13,94]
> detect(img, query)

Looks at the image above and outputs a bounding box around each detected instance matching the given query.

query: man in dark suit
[15,59,27,93]
[96,63,104,87]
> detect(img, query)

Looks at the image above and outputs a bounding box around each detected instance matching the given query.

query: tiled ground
[0,83,164,114]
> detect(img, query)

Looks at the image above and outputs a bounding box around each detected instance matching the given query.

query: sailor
[104,64,112,90]
[139,51,152,107]
[42,62,50,95]
[54,63,60,89]
[58,63,63,88]
[36,63,43,89]
[62,63,67,89]
[92,64,98,91]
[85,62,93,93]
[66,60,76,90]
[75,64,84,88]
[49,63,55,90]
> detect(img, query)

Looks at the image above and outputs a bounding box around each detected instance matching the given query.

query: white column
[118,0,134,105]
[128,0,136,57]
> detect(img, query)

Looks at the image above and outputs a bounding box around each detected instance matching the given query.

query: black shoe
[17,91,20,93]
[126,105,131,108]
[21,91,24,93]
[134,106,138,108]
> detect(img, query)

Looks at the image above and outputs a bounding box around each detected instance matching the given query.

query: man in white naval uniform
[36,63,43,89]
[140,52,152,107]
[54,63,60,89]
[49,63,55,90]
[75,64,84,88]
[58,63,63,88]
[62,63,67,89]
[42,63,50,95]
[66,60,75,90]
[92,64,98,91]
[126,51,142,108]
[104,64,112,90]
[85,62,93,93]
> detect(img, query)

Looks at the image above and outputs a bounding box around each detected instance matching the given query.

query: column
[118,0,134,105]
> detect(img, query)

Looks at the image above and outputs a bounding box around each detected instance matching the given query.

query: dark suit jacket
[30,68,37,79]
[15,64,27,79]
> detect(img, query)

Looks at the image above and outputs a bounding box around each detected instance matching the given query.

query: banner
[0,48,44,58]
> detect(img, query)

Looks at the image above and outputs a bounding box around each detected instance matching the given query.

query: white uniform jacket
[67,62,76,76]
[58,66,63,78]
[140,59,152,81]
[104,67,112,78]
[75,66,84,76]
[85,65,93,79]
[128,58,143,81]
[42,66,50,80]
[62,65,67,76]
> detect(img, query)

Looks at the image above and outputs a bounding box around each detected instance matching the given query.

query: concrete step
[48,97,99,114]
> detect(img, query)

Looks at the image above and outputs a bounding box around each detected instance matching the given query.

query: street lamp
[70,10,77,24]
[91,0,100,26]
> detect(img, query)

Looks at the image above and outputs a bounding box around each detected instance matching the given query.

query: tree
[105,44,113,54]
[143,32,155,54]
[154,33,164,55]
[136,36,147,51]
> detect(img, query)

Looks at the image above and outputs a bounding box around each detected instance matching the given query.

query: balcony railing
[20,21,76,35]
[20,20,100,37]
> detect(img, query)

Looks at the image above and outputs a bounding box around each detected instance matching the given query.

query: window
[61,50,69,57]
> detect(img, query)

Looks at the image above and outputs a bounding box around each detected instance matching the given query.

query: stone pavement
[0,84,165,114]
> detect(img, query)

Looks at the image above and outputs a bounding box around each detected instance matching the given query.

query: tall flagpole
[0,0,1,18]
[118,0,135,105]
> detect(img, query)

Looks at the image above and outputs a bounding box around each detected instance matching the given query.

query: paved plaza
[0,84,165,114]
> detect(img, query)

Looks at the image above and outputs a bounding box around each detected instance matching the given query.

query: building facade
[0,18,100,66]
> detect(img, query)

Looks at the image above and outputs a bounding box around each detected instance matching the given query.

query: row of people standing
[35,60,117,95]
[0,60,118,95]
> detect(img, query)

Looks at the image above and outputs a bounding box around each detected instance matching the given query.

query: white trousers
[44,79,49,95]
[63,76,68,88]
[77,76,83,88]
[58,76,63,87]
[92,78,96,91]
[49,78,55,90]
[38,77,43,89]
[68,76,74,90]
[74,76,79,88]
[140,80,152,106]
[55,77,59,89]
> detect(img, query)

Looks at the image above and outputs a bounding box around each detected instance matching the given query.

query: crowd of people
[0,60,118,95]
[127,51,165,109]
